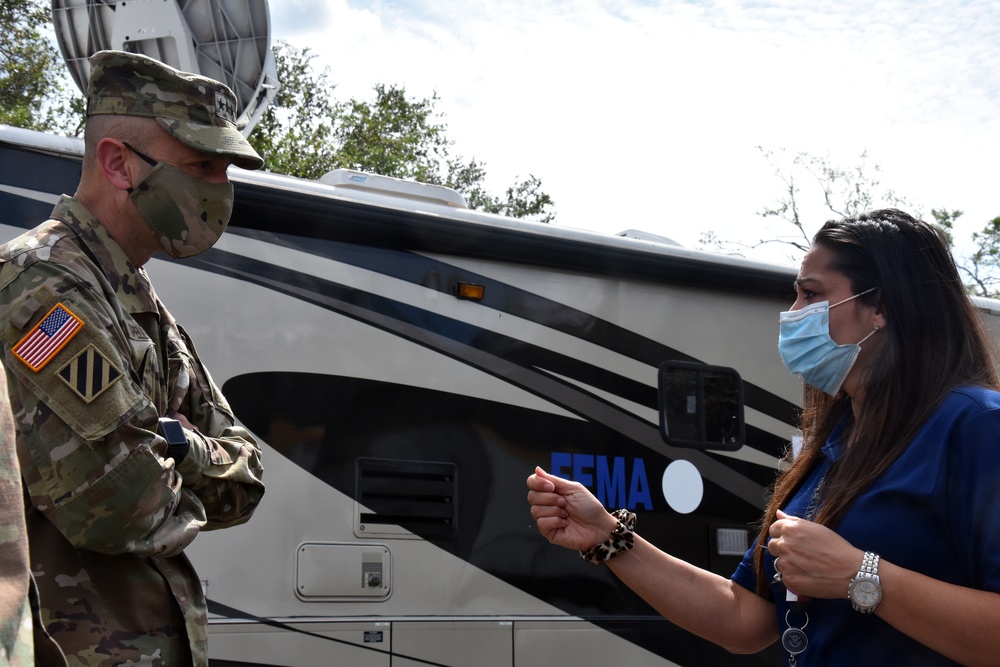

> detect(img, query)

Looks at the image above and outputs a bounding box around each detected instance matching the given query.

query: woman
[527,209,1000,666]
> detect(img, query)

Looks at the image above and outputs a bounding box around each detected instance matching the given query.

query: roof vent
[320,169,468,209]
[617,229,682,246]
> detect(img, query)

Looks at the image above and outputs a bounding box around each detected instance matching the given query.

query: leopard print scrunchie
[579,509,636,565]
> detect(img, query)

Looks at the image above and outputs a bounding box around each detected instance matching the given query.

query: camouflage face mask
[125,144,234,258]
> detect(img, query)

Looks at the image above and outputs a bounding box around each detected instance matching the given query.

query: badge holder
[781,590,808,667]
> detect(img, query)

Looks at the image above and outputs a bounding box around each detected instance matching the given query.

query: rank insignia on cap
[13,303,85,372]
[57,344,123,403]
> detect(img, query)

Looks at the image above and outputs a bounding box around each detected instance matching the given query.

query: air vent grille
[355,458,457,539]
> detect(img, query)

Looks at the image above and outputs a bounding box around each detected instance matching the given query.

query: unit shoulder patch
[57,343,124,403]
[12,302,84,372]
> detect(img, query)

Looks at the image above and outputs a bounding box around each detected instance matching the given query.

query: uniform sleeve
[0,368,34,665]
[175,425,264,528]
[165,323,264,528]
[1,285,207,558]
[945,405,1000,592]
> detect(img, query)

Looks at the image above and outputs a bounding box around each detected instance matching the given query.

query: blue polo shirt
[732,386,1000,665]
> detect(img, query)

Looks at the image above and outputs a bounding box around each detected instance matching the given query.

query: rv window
[658,361,744,451]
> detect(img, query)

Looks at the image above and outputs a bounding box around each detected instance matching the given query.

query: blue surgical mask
[778,289,879,395]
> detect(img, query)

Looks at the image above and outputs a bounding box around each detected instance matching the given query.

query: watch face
[851,578,882,607]
[159,417,186,445]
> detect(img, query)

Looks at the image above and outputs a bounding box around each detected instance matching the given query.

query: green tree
[967,215,1000,298]
[250,42,555,222]
[724,147,915,260]
[930,208,961,247]
[935,209,1000,298]
[4,21,554,222]
[440,156,553,222]
[711,148,1000,299]
[485,173,554,222]
[333,83,448,183]
[247,43,339,179]
[0,0,81,134]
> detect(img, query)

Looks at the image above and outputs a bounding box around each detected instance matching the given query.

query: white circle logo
[662,460,703,514]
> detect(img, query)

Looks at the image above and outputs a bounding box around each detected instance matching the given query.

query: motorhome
[6,2,999,665]
[0,119,807,667]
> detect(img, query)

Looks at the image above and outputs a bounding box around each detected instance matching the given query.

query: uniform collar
[51,195,159,314]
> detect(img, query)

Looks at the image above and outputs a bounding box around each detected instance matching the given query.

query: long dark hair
[753,209,999,595]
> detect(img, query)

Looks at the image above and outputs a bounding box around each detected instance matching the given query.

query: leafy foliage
[967,216,1000,297]
[935,209,1000,298]
[738,147,915,260]
[705,147,1000,299]
[930,208,960,247]
[441,157,553,222]
[247,44,340,180]
[248,42,555,222]
[333,83,448,182]
[0,0,82,134]
[2,12,554,224]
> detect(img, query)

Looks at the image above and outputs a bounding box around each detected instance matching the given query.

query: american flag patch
[13,303,85,372]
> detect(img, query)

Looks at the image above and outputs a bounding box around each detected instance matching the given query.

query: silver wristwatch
[848,551,883,613]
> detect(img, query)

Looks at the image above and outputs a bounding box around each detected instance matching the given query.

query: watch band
[167,441,190,465]
[862,551,879,575]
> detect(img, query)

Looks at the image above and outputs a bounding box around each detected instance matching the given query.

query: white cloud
[269,0,1000,265]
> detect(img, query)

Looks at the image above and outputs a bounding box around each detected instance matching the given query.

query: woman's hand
[526,466,617,550]
[768,509,863,600]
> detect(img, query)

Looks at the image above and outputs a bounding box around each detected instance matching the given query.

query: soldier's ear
[95,139,135,192]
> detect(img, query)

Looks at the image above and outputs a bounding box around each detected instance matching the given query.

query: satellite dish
[51,0,279,136]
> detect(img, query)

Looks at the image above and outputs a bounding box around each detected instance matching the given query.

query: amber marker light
[455,282,486,301]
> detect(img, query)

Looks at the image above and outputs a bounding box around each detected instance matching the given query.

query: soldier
[0,51,266,666]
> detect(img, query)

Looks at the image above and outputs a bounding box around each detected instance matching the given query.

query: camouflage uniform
[0,368,33,666]
[0,51,265,666]
[0,196,265,666]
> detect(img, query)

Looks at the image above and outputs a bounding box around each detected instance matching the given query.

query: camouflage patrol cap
[86,50,263,170]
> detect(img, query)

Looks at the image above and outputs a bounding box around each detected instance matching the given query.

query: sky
[267,0,999,267]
